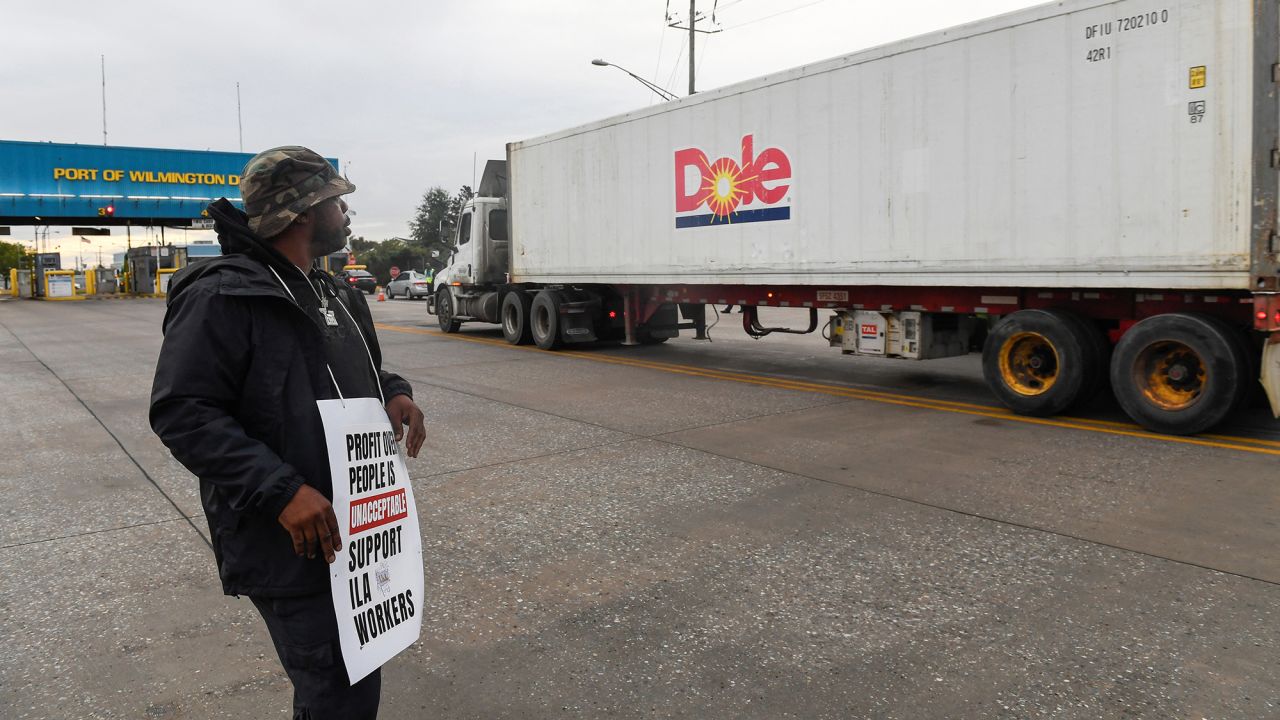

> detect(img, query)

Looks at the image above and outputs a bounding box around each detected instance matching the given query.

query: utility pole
[689,0,696,95]
[669,1,718,95]
[236,82,244,152]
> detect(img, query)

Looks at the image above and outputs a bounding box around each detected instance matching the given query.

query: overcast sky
[1,0,1044,258]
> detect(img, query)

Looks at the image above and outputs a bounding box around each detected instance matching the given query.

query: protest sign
[316,397,424,685]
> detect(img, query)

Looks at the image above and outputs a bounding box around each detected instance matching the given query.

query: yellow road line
[375,323,1280,457]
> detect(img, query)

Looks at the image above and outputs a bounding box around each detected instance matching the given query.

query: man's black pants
[251,593,381,720]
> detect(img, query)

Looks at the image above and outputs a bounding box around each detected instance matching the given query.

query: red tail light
[347,277,357,284]
[1255,296,1280,331]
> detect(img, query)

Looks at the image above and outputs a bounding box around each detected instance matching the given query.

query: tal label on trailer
[674,134,792,228]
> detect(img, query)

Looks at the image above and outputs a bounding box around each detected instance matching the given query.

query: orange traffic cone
[377,287,386,302]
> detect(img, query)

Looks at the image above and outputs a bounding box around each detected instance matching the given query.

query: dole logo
[674,134,792,228]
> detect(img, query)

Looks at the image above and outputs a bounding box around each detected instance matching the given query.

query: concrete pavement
[1,296,1278,718]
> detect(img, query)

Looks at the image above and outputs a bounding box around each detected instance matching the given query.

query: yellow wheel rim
[1133,340,1206,411]
[998,332,1060,396]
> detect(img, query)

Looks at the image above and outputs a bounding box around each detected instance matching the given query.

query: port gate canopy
[0,140,339,227]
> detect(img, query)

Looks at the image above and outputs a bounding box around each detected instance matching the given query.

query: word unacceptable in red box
[350,488,409,534]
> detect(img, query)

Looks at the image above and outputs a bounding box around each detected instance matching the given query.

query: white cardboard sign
[316,397,424,685]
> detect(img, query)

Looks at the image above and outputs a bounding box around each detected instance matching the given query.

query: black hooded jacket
[150,199,412,597]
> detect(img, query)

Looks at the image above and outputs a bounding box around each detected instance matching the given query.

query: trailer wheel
[436,289,462,334]
[1110,314,1247,435]
[501,291,534,345]
[982,309,1099,417]
[530,291,563,350]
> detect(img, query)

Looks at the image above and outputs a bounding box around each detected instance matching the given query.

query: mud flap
[1263,340,1280,418]
[560,299,599,343]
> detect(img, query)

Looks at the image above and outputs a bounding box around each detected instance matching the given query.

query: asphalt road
[1,293,1278,719]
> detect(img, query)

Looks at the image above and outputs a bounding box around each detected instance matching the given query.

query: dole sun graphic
[674,134,792,228]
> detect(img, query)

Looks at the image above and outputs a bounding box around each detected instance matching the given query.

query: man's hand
[277,485,342,563]
[385,394,426,458]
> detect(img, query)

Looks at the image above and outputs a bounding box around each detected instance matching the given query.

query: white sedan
[385,271,433,300]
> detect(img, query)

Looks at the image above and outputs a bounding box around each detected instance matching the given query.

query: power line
[652,2,669,105]
[719,0,827,30]
[665,34,686,93]
[697,29,714,85]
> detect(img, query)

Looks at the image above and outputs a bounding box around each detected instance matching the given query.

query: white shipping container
[509,0,1277,290]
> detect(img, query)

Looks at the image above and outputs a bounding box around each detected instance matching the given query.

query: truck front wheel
[530,291,563,350]
[982,309,1101,417]
[502,291,534,345]
[436,290,462,333]
[1109,313,1247,435]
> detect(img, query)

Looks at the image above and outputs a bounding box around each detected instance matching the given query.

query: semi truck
[429,0,1280,436]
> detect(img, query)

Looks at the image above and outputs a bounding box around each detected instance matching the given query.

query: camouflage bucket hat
[239,146,355,239]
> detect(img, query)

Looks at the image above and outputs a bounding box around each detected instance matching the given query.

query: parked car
[334,267,377,294]
[386,270,433,300]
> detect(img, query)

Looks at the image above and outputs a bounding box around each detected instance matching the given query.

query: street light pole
[590,59,678,101]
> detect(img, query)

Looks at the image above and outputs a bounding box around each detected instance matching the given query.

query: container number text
[1083,8,1169,63]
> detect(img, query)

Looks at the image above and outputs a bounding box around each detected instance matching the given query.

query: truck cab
[435,196,508,294]
[429,195,511,331]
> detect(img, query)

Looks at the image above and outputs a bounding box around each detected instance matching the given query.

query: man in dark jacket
[150,146,425,720]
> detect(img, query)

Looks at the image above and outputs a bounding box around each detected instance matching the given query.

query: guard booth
[125,246,185,295]
[90,267,118,294]
[10,269,33,297]
[31,253,61,298]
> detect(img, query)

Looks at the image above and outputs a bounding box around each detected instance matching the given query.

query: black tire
[501,291,534,345]
[1110,313,1247,435]
[436,289,462,333]
[530,291,563,350]
[982,309,1102,417]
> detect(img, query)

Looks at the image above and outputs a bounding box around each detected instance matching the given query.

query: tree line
[347,185,473,283]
